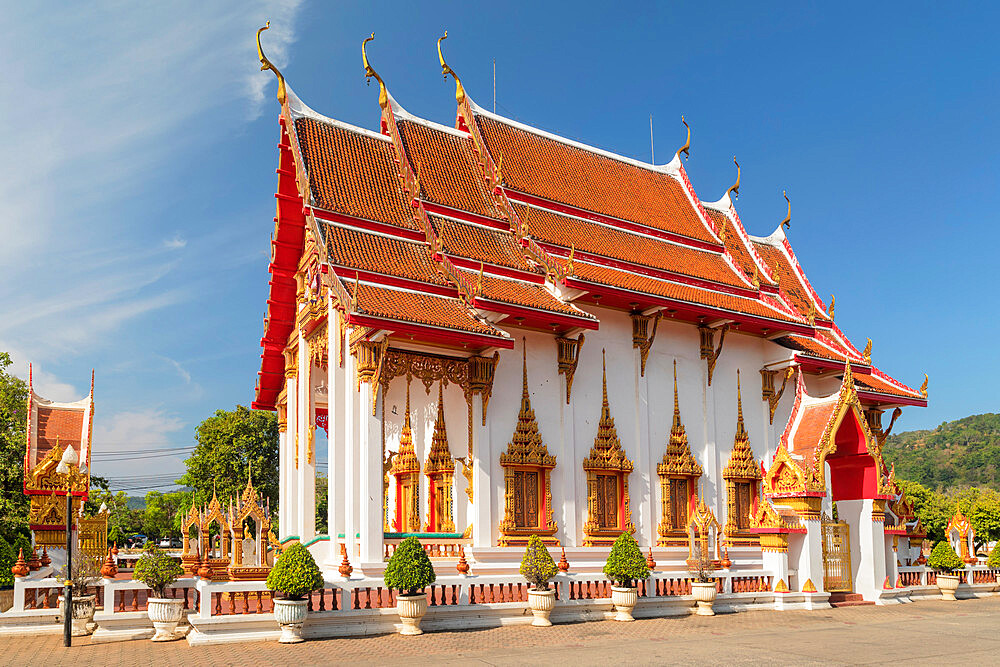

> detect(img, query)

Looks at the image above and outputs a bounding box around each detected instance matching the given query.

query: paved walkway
[7,597,1000,666]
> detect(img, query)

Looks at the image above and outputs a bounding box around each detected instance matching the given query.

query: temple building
[252,30,928,603]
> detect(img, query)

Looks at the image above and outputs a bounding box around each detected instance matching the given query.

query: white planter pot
[527,588,555,627]
[58,594,96,636]
[273,598,308,644]
[611,586,637,622]
[937,574,960,601]
[396,592,428,635]
[691,581,717,616]
[147,597,185,642]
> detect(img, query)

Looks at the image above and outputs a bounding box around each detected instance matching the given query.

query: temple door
[512,470,540,529]
[669,479,689,530]
[822,519,853,592]
[596,474,619,530]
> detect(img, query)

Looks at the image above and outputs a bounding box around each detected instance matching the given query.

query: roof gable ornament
[362,33,389,110]
[862,338,872,365]
[256,22,287,105]
[675,116,691,160]
[829,294,836,321]
[727,156,741,200]
[437,32,466,105]
[780,191,791,230]
[920,374,928,398]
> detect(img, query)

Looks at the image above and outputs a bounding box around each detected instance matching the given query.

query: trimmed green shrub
[603,533,649,587]
[519,535,558,590]
[134,545,184,598]
[928,541,963,573]
[987,542,1000,569]
[383,537,436,595]
[266,542,323,600]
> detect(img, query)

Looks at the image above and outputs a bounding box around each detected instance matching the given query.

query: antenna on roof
[493,59,496,114]
[649,114,654,164]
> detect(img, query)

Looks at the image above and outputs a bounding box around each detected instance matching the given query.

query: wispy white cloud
[164,235,188,250]
[90,409,189,490]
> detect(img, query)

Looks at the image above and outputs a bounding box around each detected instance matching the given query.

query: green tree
[177,406,278,512]
[0,352,30,545]
[898,479,952,543]
[141,490,192,541]
[956,487,1000,551]
[316,472,328,535]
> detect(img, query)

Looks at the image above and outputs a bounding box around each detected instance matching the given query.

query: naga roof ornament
[727,156,741,200]
[362,33,389,109]
[675,116,691,160]
[256,21,286,104]
[437,31,466,105]
[780,191,791,230]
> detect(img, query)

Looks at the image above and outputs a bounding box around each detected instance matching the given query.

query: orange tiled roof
[474,114,718,244]
[751,241,819,319]
[350,282,502,336]
[431,216,534,272]
[35,406,84,462]
[705,209,776,287]
[514,204,748,289]
[469,271,595,320]
[787,402,837,464]
[855,370,923,400]
[293,117,417,230]
[323,222,449,287]
[569,261,803,324]
[778,334,852,362]
[397,120,505,220]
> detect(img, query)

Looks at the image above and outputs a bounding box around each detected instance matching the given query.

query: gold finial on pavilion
[521,338,530,400]
[829,294,836,320]
[256,21,287,104]
[920,374,928,398]
[735,369,747,439]
[567,244,575,276]
[437,31,466,105]
[676,116,691,160]
[727,156,741,200]
[362,33,388,110]
[476,261,484,297]
[862,338,872,364]
[672,360,681,428]
[350,274,360,312]
[780,191,791,230]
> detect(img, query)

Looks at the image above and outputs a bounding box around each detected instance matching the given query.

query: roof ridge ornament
[727,156,740,200]
[362,33,389,110]
[257,21,287,105]
[780,191,791,230]
[437,31,466,105]
[676,116,691,160]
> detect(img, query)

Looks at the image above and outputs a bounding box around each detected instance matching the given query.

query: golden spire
[390,378,419,475]
[362,33,388,109]
[780,191,791,230]
[425,382,453,474]
[601,349,609,408]
[676,116,691,160]
[521,339,530,402]
[727,156,741,200]
[437,31,466,105]
[256,21,287,104]
[584,349,632,471]
[723,369,759,480]
[672,359,682,429]
[660,360,701,476]
[500,339,556,467]
[735,369,747,440]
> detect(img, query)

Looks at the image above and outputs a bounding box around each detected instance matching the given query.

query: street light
[55,444,78,648]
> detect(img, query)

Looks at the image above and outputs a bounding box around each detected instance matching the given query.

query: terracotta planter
[937,574,960,601]
[273,598,308,643]
[611,585,637,622]
[396,592,428,635]
[527,588,555,627]
[147,597,185,641]
[58,594,96,636]
[691,581,717,616]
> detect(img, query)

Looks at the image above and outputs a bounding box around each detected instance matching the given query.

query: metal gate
[822,520,852,592]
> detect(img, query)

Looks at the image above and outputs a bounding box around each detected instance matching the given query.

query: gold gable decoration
[424,383,455,532]
[657,361,702,546]
[498,342,557,546]
[582,350,635,546]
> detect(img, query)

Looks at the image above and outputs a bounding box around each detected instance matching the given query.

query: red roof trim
[471,297,600,330]
[347,313,514,349]
[311,207,426,243]
[422,200,511,232]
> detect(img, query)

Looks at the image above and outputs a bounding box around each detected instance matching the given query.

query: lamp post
[56,444,79,648]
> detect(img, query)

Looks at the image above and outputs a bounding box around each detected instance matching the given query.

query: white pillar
[357,377,384,571]
[559,372,578,547]
[343,345,358,565]
[839,499,886,602]
[284,366,299,538]
[472,393,493,549]
[296,336,316,541]
[277,428,288,540]
[702,367,722,521]
[327,310,344,566]
[634,349,653,547]
[798,519,825,595]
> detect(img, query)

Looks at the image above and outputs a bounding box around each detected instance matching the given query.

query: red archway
[826,409,878,501]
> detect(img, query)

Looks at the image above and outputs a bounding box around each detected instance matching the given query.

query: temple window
[498,342,557,546]
[582,350,635,547]
[423,382,455,533]
[657,361,703,546]
[723,371,762,542]
[389,379,421,532]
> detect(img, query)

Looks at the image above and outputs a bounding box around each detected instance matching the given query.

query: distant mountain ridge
[883,413,1000,493]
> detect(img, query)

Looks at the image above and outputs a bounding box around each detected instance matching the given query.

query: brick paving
[5,596,1000,666]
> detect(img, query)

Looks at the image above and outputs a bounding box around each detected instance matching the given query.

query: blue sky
[2,2,996,493]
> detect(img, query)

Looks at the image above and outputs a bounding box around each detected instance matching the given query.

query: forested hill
[883,413,1000,493]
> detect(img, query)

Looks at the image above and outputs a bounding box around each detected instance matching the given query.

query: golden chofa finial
[256,21,286,104]
[780,190,791,230]
[362,33,388,110]
[676,116,691,160]
[437,31,466,105]
[727,157,741,200]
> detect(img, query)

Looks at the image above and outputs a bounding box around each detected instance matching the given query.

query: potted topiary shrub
[58,551,101,636]
[928,541,964,601]
[265,542,323,643]
[689,542,717,616]
[383,536,436,635]
[987,542,1000,589]
[519,535,559,626]
[603,533,650,622]
[134,544,185,641]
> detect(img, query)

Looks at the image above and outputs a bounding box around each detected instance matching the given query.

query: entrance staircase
[827,592,873,607]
